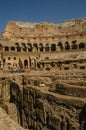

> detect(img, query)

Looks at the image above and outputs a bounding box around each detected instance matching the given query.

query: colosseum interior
[0,17,86,130]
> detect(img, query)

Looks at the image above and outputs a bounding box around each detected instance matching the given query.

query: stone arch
[15,43,19,46]
[45,43,49,51]
[21,43,26,51]
[51,43,56,52]
[23,47,27,52]
[7,63,11,69]
[5,46,9,51]
[18,58,23,69]
[13,63,17,68]
[24,59,28,68]
[17,47,21,52]
[11,46,15,51]
[33,43,38,51]
[58,42,63,50]
[79,42,85,49]
[72,64,77,69]
[39,43,43,52]
[21,43,26,46]
[71,40,77,49]
[27,43,32,52]
[50,62,56,67]
[65,41,70,50]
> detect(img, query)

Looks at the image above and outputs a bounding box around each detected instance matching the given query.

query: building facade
[0,18,86,72]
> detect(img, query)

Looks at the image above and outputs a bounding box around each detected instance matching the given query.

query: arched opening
[72,64,77,69]
[41,62,44,67]
[18,58,23,69]
[33,43,38,51]
[65,41,70,50]
[27,43,32,52]
[24,60,28,68]
[21,43,27,51]
[17,47,21,52]
[51,44,56,52]
[5,46,9,51]
[71,40,77,49]
[7,63,11,69]
[13,63,17,68]
[45,43,49,51]
[37,62,41,70]
[39,43,43,52]
[11,47,15,51]
[58,42,63,50]
[80,66,85,69]
[64,67,69,70]
[21,43,26,46]
[0,43,3,51]
[15,43,19,46]
[57,61,62,69]
[79,43,85,49]
[23,47,27,52]
[50,62,56,67]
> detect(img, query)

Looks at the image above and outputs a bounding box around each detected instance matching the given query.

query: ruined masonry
[0,17,86,130]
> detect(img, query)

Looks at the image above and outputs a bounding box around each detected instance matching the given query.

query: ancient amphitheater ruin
[0,17,86,130]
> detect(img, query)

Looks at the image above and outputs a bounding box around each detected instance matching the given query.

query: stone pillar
[49,45,51,52]
[61,116,67,130]
[9,47,11,51]
[6,103,18,123]
[15,47,17,52]
[26,47,28,52]
[43,46,45,52]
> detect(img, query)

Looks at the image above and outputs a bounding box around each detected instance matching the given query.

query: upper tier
[2,17,86,39]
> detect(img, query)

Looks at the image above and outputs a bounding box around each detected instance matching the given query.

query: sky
[0,0,86,36]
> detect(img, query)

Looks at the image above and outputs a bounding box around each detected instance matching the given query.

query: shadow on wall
[9,81,22,104]
[79,104,86,130]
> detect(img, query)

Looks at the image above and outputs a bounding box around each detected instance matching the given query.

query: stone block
[48,114,61,130]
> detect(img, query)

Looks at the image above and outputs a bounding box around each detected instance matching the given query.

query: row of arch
[1,41,86,52]
[6,58,86,71]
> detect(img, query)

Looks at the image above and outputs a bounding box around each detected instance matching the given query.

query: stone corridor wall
[21,86,85,130]
[9,78,86,130]
[0,73,86,130]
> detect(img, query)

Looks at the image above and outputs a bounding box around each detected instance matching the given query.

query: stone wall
[8,74,86,130]
[21,85,86,130]
[0,72,86,130]
[0,107,26,130]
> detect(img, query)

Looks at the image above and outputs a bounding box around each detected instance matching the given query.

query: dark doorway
[51,44,56,52]
[79,43,85,49]
[65,41,70,50]
[24,60,28,68]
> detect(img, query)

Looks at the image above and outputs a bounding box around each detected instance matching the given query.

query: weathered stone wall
[8,75,86,130]
[0,17,86,72]
[0,77,10,106]
[50,82,86,98]
[0,72,86,130]
[0,107,26,130]
[22,86,82,130]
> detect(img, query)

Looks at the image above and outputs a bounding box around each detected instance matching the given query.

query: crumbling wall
[0,107,26,130]
[21,86,84,130]
[0,75,86,130]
